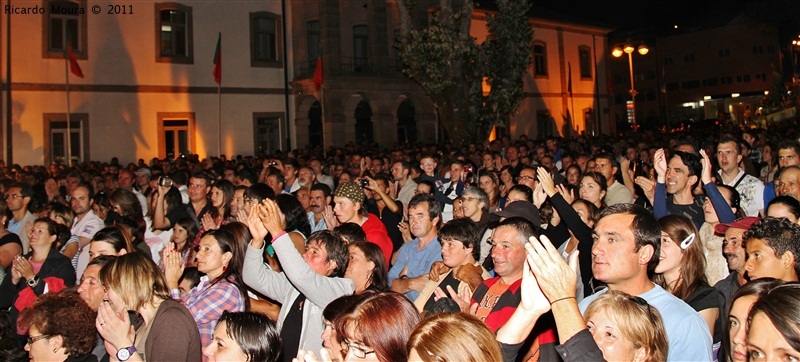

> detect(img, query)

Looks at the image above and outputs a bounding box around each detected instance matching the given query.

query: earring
[222,265,227,273]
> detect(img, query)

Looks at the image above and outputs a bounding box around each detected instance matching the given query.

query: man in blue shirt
[579,203,713,361]
[388,193,442,300]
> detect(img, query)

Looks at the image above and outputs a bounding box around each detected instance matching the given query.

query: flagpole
[64,52,72,165]
[216,33,221,157]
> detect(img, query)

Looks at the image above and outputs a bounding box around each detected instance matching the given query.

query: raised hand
[556,184,574,204]
[654,148,667,182]
[163,249,185,289]
[532,183,547,209]
[260,198,286,237]
[246,204,268,248]
[699,149,714,185]
[323,204,339,230]
[537,167,556,197]
[525,235,579,303]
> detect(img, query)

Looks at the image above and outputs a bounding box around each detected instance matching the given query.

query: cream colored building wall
[1,0,291,165]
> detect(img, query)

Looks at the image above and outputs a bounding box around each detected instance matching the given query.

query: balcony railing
[294,57,406,80]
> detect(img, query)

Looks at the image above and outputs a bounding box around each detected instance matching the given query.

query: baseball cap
[492,201,541,228]
[714,216,761,235]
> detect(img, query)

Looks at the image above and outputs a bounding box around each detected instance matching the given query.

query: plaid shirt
[172,276,245,352]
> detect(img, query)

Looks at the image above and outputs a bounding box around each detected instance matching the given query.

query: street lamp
[613,43,649,130]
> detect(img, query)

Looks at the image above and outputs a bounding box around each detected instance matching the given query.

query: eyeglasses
[27,334,50,345]
[341,339,376,359]
[517,175,535,182]
[4,194,22,199]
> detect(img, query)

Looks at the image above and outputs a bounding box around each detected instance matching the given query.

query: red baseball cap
[714,216,761,235]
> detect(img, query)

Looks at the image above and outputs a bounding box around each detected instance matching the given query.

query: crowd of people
[1,123,800,361]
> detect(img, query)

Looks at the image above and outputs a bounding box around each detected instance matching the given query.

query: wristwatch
[26,276,39,287]
[116,346,137,361]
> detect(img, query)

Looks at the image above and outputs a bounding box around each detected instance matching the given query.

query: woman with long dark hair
[344,241,388,294]
[164,228,247,355]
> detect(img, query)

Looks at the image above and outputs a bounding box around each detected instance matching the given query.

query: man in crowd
[77,255,116,361]
[283,158,301,194]
[297,166,316,189]
[714,216,760,316]
[266,170,286,196]
[506,145,523,176]
[716,136,764,216]
[744,217,800,282]
[308,184,332,232]
[388,194,442,300]
[438,160,464,222]
[391,161,417,208]
[594,153,634,206]
[580,203,712,361]
[777,165,800,200]
[6,183,36,253]
[118,169,147,215]
[308,158,335,190]
[71,183,106,278]
[653,149,704,228]
[187,172,214,221]
[516,166,538,190]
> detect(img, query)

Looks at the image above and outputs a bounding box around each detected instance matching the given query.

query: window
[44,0,87,59]
[536,110,552,138]
[353,25,369,70]
[250,12,282,67]
[155,3,193,64]
[157,113,195,159]
[684,54,695,62]
[533,42,547,76]
[307,21,320,63]
[253,113,284,155]
[736,75,742,83]
[578,46,592,79]
[743,74,751,83]
[43,113,89,165]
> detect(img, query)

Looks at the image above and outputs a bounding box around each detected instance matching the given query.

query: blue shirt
[387,237,442,301]
[307,212,327,233]
[580,284,713,362]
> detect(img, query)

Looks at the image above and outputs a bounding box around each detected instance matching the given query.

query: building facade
[1,0,293,165]
[291,1,613,149]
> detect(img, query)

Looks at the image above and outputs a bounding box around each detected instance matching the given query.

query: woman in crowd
[746,283,800,361]
[90,192,109,222]
[564,164,582,187]
[407,312,502,362]
[1,218,74,346]
[578,172,607,209]
[158,217,198,270]
[725,278,784,362]
[88,227,133,260]
[164,228,247,352]
[653,214,722,351]
[191,180,236,252]
[759,142,778,183]
[505,184,532,205]
[498,166,515,198]
[415,218,488,314]
[202,311,281,362]
[47,202,80,267]
[19,291,96,362]
[243,198,352,358]
[335,292,421,361]
[108,189,150,257]
[766,195,800,223]
[319,294,366,362]
[478,171,504,213]
[96,252,202,361]
[344,241,388,294]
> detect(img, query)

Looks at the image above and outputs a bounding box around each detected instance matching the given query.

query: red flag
[213,33,221,84]
[313,57,323,91]
[66,43,83,78]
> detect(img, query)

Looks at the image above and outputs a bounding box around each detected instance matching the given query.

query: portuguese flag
[213,33,221,84]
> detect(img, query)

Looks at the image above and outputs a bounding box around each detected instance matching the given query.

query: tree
[396,0,532,143]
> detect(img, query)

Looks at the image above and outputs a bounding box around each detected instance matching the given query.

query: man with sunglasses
[581,203,713,361]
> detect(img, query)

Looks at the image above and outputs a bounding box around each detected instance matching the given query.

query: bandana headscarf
[333,182,365,205]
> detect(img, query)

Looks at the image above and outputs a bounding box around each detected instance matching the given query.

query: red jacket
[361,214,394,266]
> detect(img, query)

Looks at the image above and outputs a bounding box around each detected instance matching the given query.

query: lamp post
[613,44,649,131]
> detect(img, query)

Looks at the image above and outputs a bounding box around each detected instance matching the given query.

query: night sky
[531,0,800,38]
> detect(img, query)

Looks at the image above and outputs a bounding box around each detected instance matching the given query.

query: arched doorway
[355,100,373,144]
[308,101,323,146]
[397,99,416,144]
